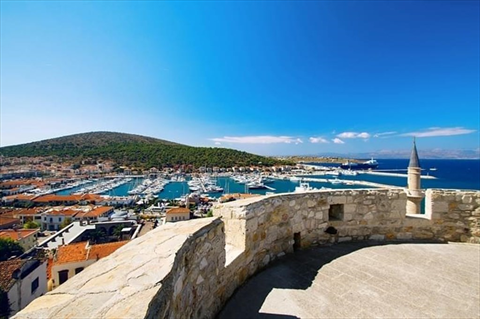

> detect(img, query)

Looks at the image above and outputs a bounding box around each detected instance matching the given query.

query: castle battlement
[14,188,480,319]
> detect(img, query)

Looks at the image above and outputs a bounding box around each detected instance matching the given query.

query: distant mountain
[0,131,291,168]
[305,149,480,160]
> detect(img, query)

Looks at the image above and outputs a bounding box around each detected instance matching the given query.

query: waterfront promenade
[219,242,480,318]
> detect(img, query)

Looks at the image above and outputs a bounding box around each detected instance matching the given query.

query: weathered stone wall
[424,189,480,243]
[13,218,227,319]
[14,188,480,319]
[213,188,409,276]
[213,188,480,281]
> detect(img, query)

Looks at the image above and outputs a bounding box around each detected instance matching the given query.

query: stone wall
[213,188,409,277]
[14,188,480,319]
[213,188,480,284]
[424,189,480,243]
[14,218,227,319]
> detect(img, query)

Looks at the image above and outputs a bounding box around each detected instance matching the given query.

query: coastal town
[0,149,438,316]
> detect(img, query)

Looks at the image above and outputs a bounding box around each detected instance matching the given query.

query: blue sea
[308,159,480,191]
[56,159,479,199]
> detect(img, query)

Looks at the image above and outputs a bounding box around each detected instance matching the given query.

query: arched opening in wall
[293,232,301,251]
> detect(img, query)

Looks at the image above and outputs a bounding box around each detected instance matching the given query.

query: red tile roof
[87,241,128,260]
[0,217,21,227]
[166,207,190,215]
[33,194,85,203]
[14,208,42,216]
[46,257,53,280]
[55,241,128,265]
[0,259,25,292]
[219,193,260,202]
[55,242,88,264]
[14,194,37,201]
[46,209,80,217]
[81,194,104,201]
[0,229,38,241]
[81,206,113,218]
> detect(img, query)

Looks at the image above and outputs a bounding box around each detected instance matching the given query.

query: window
[58,270,69,285]
[59,217,61,222]
[75,267,84,274]
[50,217,53,223]
[328,204,344,221]
[31,277,39,294]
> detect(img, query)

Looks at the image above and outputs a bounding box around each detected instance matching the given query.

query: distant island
[280,156,361,164]
[0,132,293,170]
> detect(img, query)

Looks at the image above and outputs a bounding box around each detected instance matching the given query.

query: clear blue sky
[1,0,479,156]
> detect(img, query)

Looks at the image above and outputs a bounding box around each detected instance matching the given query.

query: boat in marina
[294,182,316,193]
[330,178,342,185]
[340,158,379,170]
[247,181,267,189]
[340,169,358,176]
[289,176,300,183]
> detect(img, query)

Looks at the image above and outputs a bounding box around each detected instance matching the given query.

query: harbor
[19,158,480,202]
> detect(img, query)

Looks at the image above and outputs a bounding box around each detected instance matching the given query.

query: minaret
[406,138,424,214]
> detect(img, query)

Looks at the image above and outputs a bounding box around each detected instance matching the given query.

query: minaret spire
[406,138,424,214]
[408,137,420,168]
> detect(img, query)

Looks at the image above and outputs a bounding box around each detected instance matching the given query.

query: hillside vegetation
[0,132,291,168]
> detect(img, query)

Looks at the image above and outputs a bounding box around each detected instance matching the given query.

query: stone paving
[219,242,480,319]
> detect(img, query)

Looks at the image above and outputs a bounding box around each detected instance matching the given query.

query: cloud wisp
[337,131,371,139]
[309,137,329,144]
[332,138,345,144]
[401,127,476,138]
[211,136,303,144]
[373,131,397,138]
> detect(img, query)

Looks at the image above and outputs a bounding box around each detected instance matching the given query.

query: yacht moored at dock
[340,158,379,170]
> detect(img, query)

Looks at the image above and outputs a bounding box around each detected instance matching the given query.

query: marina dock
[363,171,437,179]
[300,177,400,189]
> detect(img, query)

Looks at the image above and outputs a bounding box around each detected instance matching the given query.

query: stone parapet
[14,188,480,319]
[13,218,226,319]
[425,189,480,243]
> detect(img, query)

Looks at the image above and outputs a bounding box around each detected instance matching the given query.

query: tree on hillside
[112,225,124,241]
[60,218,72,230]
[0,238,24,261]
[88,229,106,245]
[23,221,40,229]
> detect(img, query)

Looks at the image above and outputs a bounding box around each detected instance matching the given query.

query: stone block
[344,204,357,214]
[458,204,474,211]
[338,236,352,242]
[369,234,385,241]
[431,201,449,213]
[396,232,413,240]
[364,212,374,220]
[315,211,324,220]
[413,230,435,239]
[462,195,473,204]
[199,257,208,270]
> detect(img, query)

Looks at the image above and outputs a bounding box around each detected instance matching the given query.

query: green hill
[0,131,291,169]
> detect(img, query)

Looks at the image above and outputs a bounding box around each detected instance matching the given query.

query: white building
[0,259,47,316]
[50,241,127,289]
[164,207,190,223]
[0,229,40,252]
